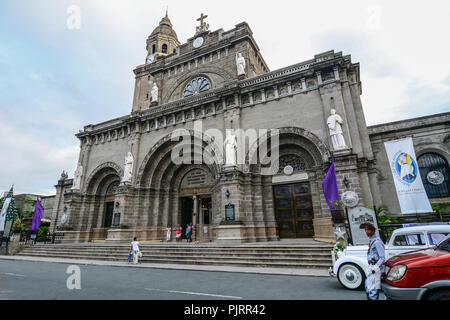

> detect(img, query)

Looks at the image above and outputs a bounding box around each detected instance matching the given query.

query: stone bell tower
[145,11,180,64]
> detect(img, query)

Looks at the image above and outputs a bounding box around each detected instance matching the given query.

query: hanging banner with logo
[384,137,432,214]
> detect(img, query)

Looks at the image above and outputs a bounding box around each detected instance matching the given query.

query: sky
[0,0,449,196]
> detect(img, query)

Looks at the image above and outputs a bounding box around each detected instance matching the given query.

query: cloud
[0,123,79,195]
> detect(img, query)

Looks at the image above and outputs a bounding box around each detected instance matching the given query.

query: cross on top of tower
[197,13,208,25]
[195,13,209,35]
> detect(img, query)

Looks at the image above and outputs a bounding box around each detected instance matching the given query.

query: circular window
[183,77,211,97]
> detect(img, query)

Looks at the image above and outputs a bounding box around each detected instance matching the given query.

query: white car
[329,225,450,290]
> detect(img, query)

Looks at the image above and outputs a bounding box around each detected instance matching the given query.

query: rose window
[183,77,211,97]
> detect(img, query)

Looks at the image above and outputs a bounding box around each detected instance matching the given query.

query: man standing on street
[360,222,385,300]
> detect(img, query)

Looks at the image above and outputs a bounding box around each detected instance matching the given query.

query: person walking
[131,237,141,265]
[166,225,172,242]
[360,222,385,300]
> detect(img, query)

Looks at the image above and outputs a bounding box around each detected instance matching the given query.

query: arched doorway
[178,168,213,235]
[103,182,119,228]
[248,127,329,239]
[84,163,122,230]
[136,131,221,237]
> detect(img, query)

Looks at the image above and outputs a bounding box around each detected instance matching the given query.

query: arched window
[183,77,211,97]
[152,44,156,54]
[418,152,450,198]
[162,44,168,54]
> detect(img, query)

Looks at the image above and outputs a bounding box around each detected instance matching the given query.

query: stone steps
[19,246,331,254]
[18,251,331,264]
[16,242,334,270]
[17,250,330,259]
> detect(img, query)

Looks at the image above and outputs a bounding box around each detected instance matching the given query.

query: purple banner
[30,198,44,232]
[322,158,341,210]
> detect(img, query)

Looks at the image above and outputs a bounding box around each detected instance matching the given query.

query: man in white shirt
[131,237,140,265]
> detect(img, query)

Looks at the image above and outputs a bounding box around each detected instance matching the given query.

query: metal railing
[378,213,450,243]
[18,231,65,245]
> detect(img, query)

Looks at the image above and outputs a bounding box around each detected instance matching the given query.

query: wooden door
[273,182,314,238]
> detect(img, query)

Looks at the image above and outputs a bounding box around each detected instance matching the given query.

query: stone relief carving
[277,154,309,174]
[121,152,134,184]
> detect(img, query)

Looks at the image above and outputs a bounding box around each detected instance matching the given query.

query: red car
[382,235,450,300]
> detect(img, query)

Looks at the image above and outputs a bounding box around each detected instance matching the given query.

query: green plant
[37,226,49,241]
[368,205,397,225]
[12,219,22,233]
[432,204,448,222]
[334,240,346,252]
[330,199,344,210]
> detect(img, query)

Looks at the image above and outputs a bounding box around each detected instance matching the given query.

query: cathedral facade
[49,14,449,244]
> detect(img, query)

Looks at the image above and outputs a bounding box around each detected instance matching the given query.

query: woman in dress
[176,224,182,242]
[166,225,172,242]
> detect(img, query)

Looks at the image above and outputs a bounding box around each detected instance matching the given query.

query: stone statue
[72,164,83,190]
[121,152,134,183]
[327,109,347,150]
[151,83,158,103]
[60,170,68,180]
[224,132,237,166]
[236,53,246,77]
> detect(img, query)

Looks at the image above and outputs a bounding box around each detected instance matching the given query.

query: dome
[150,13,178,40]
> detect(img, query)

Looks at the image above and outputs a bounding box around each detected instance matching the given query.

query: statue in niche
[224,132,237,166]
[327,109,347,150]
[121,152,134,184]
[151,83,159,103]
[236,53,246,77]
[72,164,83,190]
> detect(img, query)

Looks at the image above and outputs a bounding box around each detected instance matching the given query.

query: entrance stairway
[16,240,334,270]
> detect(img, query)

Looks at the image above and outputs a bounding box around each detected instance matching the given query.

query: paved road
[0,260,372,300]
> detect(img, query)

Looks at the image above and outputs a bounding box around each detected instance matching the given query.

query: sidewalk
[0,255,329,277]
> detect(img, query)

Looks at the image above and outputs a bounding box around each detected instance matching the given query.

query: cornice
[77,51,357,139]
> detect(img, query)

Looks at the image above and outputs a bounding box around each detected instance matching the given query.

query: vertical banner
[384,138,432,214]
[322,158,341,210]
[0,197,11,232]
[31,198,44,232]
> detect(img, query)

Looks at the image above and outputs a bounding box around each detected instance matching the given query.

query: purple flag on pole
[30,198,44,232]
[322,158,341,210]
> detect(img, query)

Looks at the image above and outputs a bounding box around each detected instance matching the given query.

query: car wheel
[426,289,450,300]
[337,263,366,290]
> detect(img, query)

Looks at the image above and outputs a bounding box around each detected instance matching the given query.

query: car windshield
[436,235,450,251]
